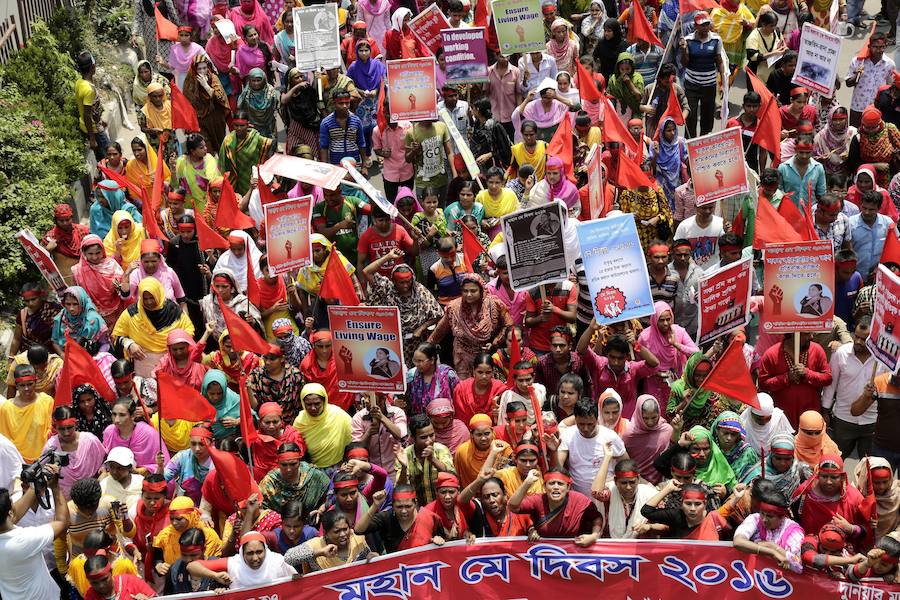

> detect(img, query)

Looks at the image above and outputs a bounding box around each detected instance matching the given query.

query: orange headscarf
[794,410,840,466]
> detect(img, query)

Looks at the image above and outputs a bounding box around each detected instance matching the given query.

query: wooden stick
[793,332,800,365]
[871,360,879,381]
[341,180,417,229]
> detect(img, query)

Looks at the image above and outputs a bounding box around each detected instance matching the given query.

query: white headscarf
[603,480,656,538]
[391,7,411,31]
[226,546,296,588]
[213,230,263,294]
[739,392,794,453]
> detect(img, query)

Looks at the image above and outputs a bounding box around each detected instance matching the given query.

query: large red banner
[167,538,896,599]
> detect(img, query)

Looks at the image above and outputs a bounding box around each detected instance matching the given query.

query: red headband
[14,375,36,384]
[232,118,249,125]
[671,466,695,476]
[333,479,359,490]
[228,235,245,246]
[818,464,843,475]
[392,270,414,281]
[757,501,789,516]
[258,402,283,417]
[771,446,794,456]
[648,243,670,254]
[190,427,213,440]
[180,544,204,554]
[880,553,900,565]
[507,409,528,418]
[273,324,293,335]
[436,473,460,489]
[170,507,196,518]
[836,259,858,269]
[719,244,742,252]
[511,367,533,375]
[213,274,232,284]
[615,471,640,479]
[177,25,192,33]
[53,418,77,427]
[167,191,186,201]
[517,443,540,455]
[20,290,42,299]
[872,466,893,481]
[469,414,493,429]
[177,223,196,232]
[85,564,112,581]
[394,490,418,500]
[311,331,333,343]
[277,451,302,462]
[682,489,706,501]
[240,532,266,547]
[672,241,692,251]
[347,447,369,460]
[544,472,572,484]
[142,480,167,493]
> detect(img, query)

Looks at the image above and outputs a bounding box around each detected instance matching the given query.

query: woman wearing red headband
[298,330,354,411]
[73,235,127,329]
[127,238,187,306]
[161,426,215,504]
[640,480,726,540]
[44,405,107,499]
[509,467,603,546]
[591,458,656,539]
[846,532,900,583]
[733,487,804,572]
[259,441,330,516]
[454,416,512,488]
[131,474,172,566]
[801,523,865,575]
[795,455,869,548]
[496,441,545,498]
[187,530,296,589]
[854,457,900,538]
[42,203,89,284]
[163,527,226,593]
[151,496,223,576]
[250,402,306,481]
[83,554,155,600]
[200,268,262,343]
[286,510,372,573]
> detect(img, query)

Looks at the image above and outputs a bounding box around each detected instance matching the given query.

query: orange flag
[745,68,782,164]
[216,292,270,354]
[881,229,900,265]
[206,441,257,508]
[628,2,663,47]
[54,335,116,408]
[215,175,256,231]
[680,0,720,13]
[600,96,639,156]
[157,371,217,422]
[245,249,262,307]
[196,213,229,250]
[169,81,200,132]
[574,57,601,103]
[239,375,259,446]
[154,5,178,41]
[698,338,761,409]
[614,149,655,188]
[753,194,803,249]
[857,21,877,60]
[319,252,360,305]
[547,112,576,182]
[460,223,486,272]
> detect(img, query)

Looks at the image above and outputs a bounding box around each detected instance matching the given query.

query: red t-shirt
[524,281,577,351]
[84,575,156,600]
[357,226,415,277]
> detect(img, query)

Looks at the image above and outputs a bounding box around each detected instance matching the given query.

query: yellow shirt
[0,393,53,463]
[74,78,96,134]
[496,465,544,497]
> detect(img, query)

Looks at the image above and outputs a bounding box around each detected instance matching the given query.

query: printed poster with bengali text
[762,240,835,333]
[697,256,752,345]
[686,127,749,206]
[501,201,570,291]
[329,305,406,393]
[259,153,347,190]
[866,264,900,372]
[443,27,489,84]
[577,214,655,324]
[792,23,842,96]
[408,3,451,56]
[492,0,545,56]
[263,196,312,275]
[387,58,438,122]
[292,4,341,72]
[16,229,66,292]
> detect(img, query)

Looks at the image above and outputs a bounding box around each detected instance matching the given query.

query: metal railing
[0,0,71,64]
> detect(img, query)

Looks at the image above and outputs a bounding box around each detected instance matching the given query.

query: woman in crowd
[104,397,170,472]
[51,286,108,355]
[72,235,127,329]
[183,54,230,153]
[90,181,142,240]
[176,135,221,211]
[237,68,279,138]
[621,394,673,485]
[641,301,698,405]
[405,342,461,416]
[44,406,107,499]
[710,411,761,484]
[293,383,352,468]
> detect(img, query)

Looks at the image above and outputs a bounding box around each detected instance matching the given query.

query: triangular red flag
[54,335,116,408]
[753,194,803,249]
[376,77,388,133]
[206,441,256,508]
[196,212,230,250]
[857,21,877,60]
[319,251,360,305]
[257,176,279,208]
[614,149,655,188]
[142,194,165,241]
[653,79,686,141]
[216,292,270,355]
[547,113,576,183]
[150,139,167,213]
[805,181,819,240]
[628,2,663,47]
[574,57,601,103]
[169,81,200,132]
[600,96,639,156]
[699,338,761,409]
[881,229,900,265]
[745,68,782,165]
[680,0,720,13]
[154,5,178,41]
[245,248,262,307]
[157,371,217,422]
[460,222,486,272]
[238,375,259,446]
[98,165,145,203]
[506,330,522,388]
[215,174,256,231]
[777,195,814,241]
[473,0,490,27]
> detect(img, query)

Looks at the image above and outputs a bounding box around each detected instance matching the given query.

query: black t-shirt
[363,509,414,554]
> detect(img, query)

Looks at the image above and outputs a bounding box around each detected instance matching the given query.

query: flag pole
[793,332,800,365]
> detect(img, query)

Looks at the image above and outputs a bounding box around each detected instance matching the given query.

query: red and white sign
[329,305,406,393]
[408,3,450,56]
[686,127,749,206]
[697,256,752,344]
[263,196,313,275]
[762,240,835,333]
[387,58,438,122]
[259,154,347,191]
[16,229,66,292]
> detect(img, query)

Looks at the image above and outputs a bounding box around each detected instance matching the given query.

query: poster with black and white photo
[792,23,842,96]
[501,202,569,291]
[293,5,341,72]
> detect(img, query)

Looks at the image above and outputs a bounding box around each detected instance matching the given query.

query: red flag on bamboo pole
[699,338,761,409]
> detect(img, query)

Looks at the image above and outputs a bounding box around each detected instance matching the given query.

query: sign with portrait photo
[867,264,900,372]
[492,0,545,56]
[762,240,835,333]
[501,201,570,291]
[328,305,406,393]
[292,5,341,72]
[263,196,313,275]
[792,23,842,97]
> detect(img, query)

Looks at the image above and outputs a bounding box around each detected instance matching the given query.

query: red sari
[72,234,125,328]
[84,575,155,600]
[798,483,869,548]
[250,425,306,481]
[453,378,506,425]
[516,491,600,537]
[299,351,354,411]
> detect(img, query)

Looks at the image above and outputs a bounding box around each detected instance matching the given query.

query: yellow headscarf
[103,210,146,265]
[152,496,223,564]
[292,383,352,468]
[142,82,172,130]
[150,412,195,453]
[124,135,171,200]
[294,234,354,295]
[120,277,195,352]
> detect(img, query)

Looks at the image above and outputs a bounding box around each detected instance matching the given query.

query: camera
[20,449,69,509]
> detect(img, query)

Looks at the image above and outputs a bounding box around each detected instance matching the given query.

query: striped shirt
[319,112,366,165]
[684,33,721,88]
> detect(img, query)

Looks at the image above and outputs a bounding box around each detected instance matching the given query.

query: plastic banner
[438,107,480,179]
[501,201,570,291]
[328,305,406,393]
[263,196,313,275]
[16,229,66,292]
[387,58,438,122]
[443,27,489,83]
[697,256,753,345]
[762,240,836,334]
[492,0,545,56]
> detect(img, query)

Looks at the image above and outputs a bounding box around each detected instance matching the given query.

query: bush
[93,0,133,46]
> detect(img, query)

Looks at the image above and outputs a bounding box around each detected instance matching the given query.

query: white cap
[105,447,135,468]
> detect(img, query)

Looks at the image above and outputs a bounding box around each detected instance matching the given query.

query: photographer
[0,463,70,597]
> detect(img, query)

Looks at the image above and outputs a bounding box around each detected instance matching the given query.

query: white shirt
[0,433,23,490]
[673,215,724,272]
[558,425,626,496]
[0,524,57,598]
[820,343,882,425]
[100,473,145,511]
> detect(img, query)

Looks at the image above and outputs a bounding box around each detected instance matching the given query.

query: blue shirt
[835,271,863,324]
[849,213,894,280]
[777,157,826,207]
[627,42,664,83]
[320,112,366,165]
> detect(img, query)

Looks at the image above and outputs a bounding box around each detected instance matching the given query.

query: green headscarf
[202,369,241,439]
[606,52,645,114]
[688,425,736,491]
[667,352,714,417]
[710,410,761,484]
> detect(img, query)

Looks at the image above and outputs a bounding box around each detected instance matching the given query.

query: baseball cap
[694,11,711,24]
[106,447,136,468]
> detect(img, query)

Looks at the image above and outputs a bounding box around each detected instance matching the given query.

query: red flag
[206,441,256,508]
[376,77,388,133]
[142,195,165,241]
[614,150,655,188]
[547,112,576,182]
[777,196,814,241]
[600,96,639,156]
[245,248,262,307]
[699,338,761,409]
[215,175,256,231]
[753,194,803,249]
[474,0,490,27]
[98,165,145,204]
[506,331,522,388]
[150,139,167,213]
[680,0,720,13]
[169,81,200,132]
[196,213,230,250]
[319,252,360,305]
[628,2,663,47]
[54,335,116,408]
[857,21,877,60]
[157,371,216,422]
[804,181,818,240]
[653,78,686,140]
[460,222,486,272]
[745,68,782,165]
[574,57,601,103]
[216,292,270,355]
[238,375,259,446]
[154,5,178,41]
[881,229,900,265]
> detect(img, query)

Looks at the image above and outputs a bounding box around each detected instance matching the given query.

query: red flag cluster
[745,68,782,165]
[54,335,116,408]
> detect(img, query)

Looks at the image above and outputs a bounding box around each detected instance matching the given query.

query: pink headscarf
[228,0,274,46]
[545,156,579,208]
[426,398,470,453]
[154,328,207,390]
[638,301,698,373]
[621,394,673,484]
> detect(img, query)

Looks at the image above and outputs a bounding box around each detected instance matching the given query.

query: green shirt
[311,195,367,266]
